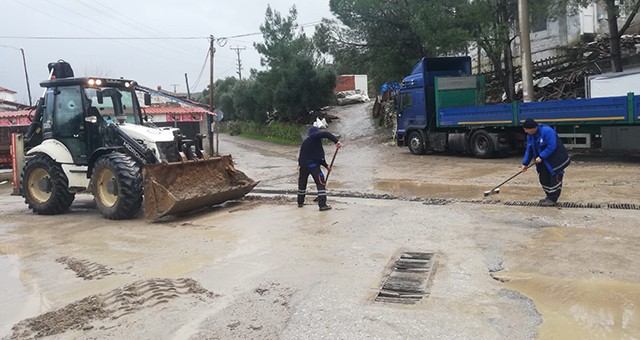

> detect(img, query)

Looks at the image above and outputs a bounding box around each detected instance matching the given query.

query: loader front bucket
[143,155,258,220]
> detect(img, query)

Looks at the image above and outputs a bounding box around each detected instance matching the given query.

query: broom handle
[490,163,534,191]
[324,146,339,183]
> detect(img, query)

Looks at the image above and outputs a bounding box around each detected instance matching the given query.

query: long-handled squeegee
[483,163,534,197]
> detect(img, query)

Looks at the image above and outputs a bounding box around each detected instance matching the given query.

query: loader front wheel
[92,153,143,220]
[21,154,75,215]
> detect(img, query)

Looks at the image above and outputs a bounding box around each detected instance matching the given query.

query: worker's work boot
[539,198,556,207]
[539,198,549,203]
[319,205,332,211]
[298,203,304,208]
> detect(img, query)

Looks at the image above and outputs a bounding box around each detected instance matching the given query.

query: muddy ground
[1,102,640,339]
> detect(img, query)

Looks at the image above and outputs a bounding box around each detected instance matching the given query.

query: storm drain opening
[375,252,437,304]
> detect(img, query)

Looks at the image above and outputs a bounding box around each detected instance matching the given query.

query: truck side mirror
[97,90,104,104]
[144,93,151,106]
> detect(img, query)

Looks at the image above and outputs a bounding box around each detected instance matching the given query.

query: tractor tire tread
[92,153,143,220]
[20,153,75,215]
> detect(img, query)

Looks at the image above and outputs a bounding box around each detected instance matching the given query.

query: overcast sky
[0,0,334,104]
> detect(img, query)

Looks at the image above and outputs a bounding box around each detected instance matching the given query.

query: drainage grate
[502,201,640,210]
[503,201,605,209]
[375,252,436,304]
[607,203,640,210]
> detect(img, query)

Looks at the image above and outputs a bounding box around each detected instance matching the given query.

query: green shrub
[218,121,305,145]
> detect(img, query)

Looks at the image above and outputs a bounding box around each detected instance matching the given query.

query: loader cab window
[85,87,141,125]
[55,86,84,137]
[53,85,88,162]
[42,88,56,137]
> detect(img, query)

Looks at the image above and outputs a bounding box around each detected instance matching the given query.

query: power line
[82,0,203,52]
[0,20,324,41]
[11,0,194,65]
[47,0,201,59]
[0,36,207,40]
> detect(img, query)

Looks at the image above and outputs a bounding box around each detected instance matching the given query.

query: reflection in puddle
[0,255,43,337]
[493,271,640,339]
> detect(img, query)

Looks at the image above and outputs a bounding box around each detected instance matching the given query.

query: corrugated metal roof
[0,106,213,118]
[0,87,17,94]
[0,109,32,118]
[145,106,212,115]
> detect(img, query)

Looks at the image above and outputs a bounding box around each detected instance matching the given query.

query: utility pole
[184,73,191,100]
[1,45,33,106]
[19,48,32,106]
[170,83,180,93]
[518,0,535,102]
[209,35,216,156]
[230,46,246,79]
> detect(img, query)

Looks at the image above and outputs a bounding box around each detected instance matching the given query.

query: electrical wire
[12,0,194,65]
[50,0,200,59]
[80,0,204,54]
[190,47,211,91]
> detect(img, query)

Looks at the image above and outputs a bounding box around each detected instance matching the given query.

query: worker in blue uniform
[521,118,571,206]
[297,126,342,211]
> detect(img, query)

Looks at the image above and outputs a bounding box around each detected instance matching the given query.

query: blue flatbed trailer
[396,56,640,158]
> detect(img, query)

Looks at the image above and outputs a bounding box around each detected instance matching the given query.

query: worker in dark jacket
[298,126,342,211]
[520,118,571,206]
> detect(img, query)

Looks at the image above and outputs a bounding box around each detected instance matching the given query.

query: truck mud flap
[142,155,258,220]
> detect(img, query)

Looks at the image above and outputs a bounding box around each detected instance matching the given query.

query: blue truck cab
[396,57,472,140]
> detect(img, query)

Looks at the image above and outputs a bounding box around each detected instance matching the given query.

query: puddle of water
[374,180,481,199]
[141,254,215,277]
[0,255,45,337]
[493,271,640,339]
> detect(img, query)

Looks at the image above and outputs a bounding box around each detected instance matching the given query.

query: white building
[471,3,640,72]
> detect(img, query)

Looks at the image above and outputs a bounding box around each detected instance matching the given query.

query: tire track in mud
[56,257,116,280]
[8,278,218,340]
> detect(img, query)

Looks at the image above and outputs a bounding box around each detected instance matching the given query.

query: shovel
[483,163,534,197]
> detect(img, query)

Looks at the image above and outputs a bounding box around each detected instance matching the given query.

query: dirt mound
[9,278,217,339]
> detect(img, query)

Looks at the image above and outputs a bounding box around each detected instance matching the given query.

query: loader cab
[40,77,142,165]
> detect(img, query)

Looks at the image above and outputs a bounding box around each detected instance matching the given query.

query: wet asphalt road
[1,102,640,339]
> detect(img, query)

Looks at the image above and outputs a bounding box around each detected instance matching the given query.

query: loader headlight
[124,82,131,87]
[87,79,103,86]
[95,79,103,86]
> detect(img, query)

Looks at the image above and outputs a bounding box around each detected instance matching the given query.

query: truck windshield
[84,87,141,124]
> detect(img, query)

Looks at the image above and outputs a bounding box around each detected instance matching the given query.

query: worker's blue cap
[523,118,537,128]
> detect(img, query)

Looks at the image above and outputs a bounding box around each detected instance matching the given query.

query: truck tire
[92,153,143,220]
[408,131,425,155]
[21,154,75,215]
[470,130,495,158]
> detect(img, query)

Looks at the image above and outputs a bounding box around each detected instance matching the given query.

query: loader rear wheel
[21,154,75,215]
[92,153,143,220]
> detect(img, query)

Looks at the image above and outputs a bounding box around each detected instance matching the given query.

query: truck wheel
[92,153,143,220]
[21,154,75,215]
[408,131,425,155]
[470,130,495,158]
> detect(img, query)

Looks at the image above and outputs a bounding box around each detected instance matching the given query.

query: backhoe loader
[17,61,257,220]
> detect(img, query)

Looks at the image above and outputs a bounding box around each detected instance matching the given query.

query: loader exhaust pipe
[143,155,258,220]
